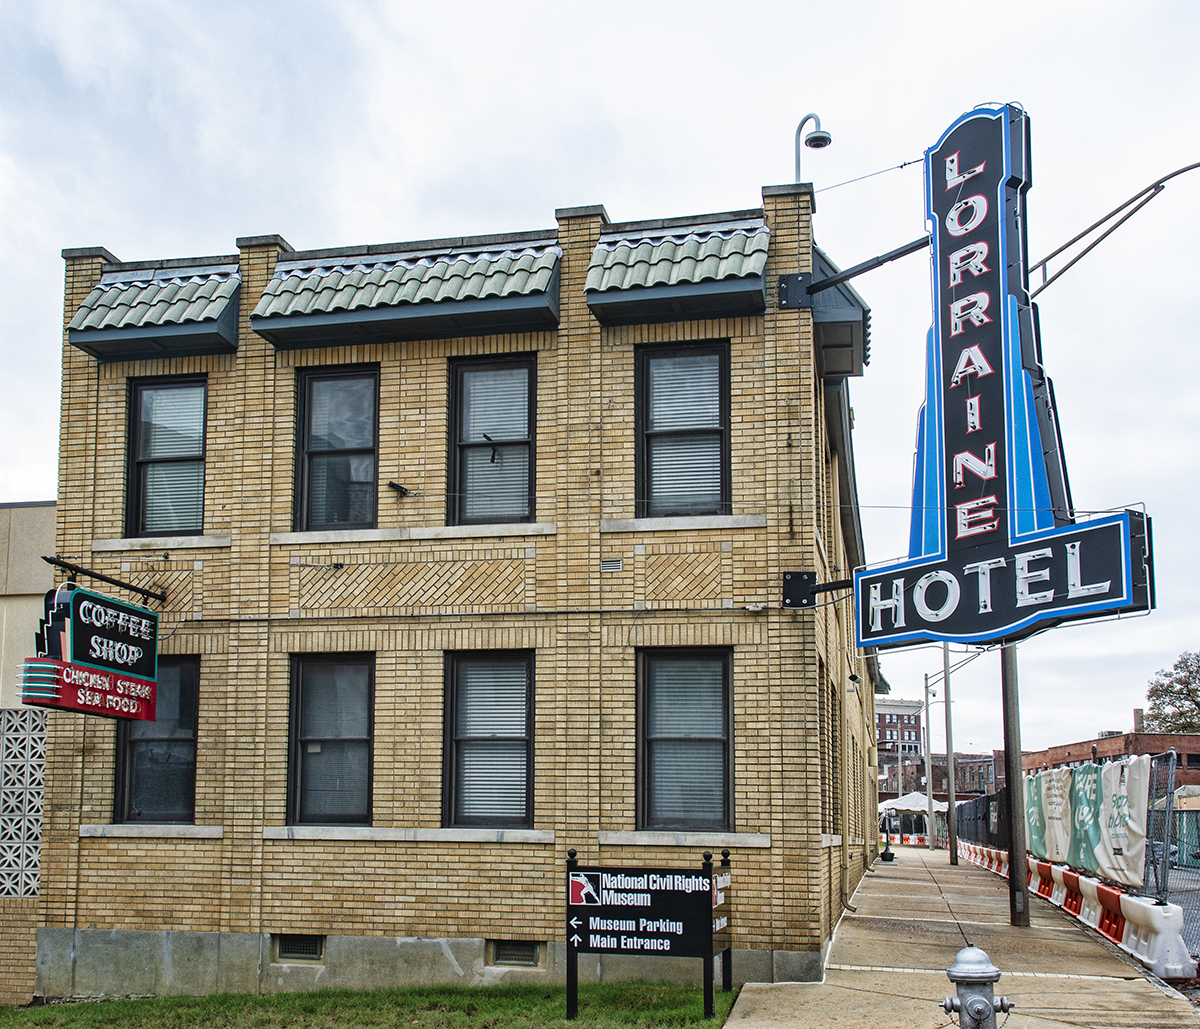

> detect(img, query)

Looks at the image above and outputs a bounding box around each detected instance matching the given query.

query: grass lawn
[0,982,738,1029]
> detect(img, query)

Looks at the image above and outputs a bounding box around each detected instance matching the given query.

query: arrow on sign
[569,918,581,928]
[570,934,582,946]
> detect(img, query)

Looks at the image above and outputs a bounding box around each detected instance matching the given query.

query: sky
[1,0,1196,755]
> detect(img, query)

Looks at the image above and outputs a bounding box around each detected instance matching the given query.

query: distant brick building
[1022,729,1200,787]
[25,183,883,1001]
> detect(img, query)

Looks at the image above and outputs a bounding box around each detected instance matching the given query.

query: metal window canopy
[67,262,240,362]
[587,276,767,325]
[252,275,561,349]
[778,247,872,381]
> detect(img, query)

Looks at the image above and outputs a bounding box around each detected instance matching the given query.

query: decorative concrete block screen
[0,708,45,897]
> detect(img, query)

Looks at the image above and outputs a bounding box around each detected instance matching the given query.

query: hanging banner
[855,105,1154,649]
[20,585,158,721]
[1023,756,1149,886]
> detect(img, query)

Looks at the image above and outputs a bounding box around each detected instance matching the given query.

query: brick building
[25,183,879,1000]
[1022,728,1200,787]
[875,697,923,756]
[0,502,53,1005]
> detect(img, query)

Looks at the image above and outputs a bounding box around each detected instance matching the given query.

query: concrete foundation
[35,929,823,999]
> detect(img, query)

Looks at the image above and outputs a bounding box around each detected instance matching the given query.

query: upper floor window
[288,654,374,825]
[443,651,533,828]
[636,343,730,518]
[115,656,199,823]
[448,358,535,525]
[128,379,206,537]
[296,368,378,531]
[639,649,730,831]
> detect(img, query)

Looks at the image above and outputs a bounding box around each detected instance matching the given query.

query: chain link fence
[955,753,1198,960]
[1146,749,1200,959]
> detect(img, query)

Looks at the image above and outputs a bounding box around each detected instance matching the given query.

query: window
[128,379,206,536]
[296,368,378,531]
[636,343,730,518]
[639,649,730,830]
[448,358,535,525]
[115,656,199,823]
[444,652,533,827]
[289,655,373,824]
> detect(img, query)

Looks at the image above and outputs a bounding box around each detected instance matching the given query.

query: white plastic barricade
[1119,893,1199,980]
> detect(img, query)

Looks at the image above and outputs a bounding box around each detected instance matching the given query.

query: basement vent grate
[277,934,324,961]
[492,940,539,966]
[600,559,623,573]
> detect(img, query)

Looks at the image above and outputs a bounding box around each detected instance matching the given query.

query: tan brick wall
[0,897,37,1005]
[40,186,875,983]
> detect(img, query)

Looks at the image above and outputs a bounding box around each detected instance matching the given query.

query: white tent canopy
[879,792,948,815]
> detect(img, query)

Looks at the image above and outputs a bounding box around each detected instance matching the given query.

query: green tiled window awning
[250,241,562,350]
[586,218,769,325]
[68,264,240,362]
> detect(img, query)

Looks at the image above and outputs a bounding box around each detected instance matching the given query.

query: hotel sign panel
[855,106,1154,649]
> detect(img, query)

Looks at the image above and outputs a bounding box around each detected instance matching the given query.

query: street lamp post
[943,642,958,864]
[924,673,935,850]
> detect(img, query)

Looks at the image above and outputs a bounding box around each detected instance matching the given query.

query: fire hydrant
[943,946,1013,1029]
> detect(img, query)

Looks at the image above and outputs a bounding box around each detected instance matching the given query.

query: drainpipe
[840,675,857,912]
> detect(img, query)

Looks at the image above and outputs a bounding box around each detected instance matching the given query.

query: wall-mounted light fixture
[795,112,833,183]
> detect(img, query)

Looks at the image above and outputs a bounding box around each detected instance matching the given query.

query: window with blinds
[637,344,729,518]
[289,655,373,825]
[116,657,199,823]
[449,358,534,525]
[128,379,206,536]
[640,650,730,830]
[297,368,378,531]
[444,652,532,828]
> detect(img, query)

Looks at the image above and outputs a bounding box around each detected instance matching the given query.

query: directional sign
[566,865,728,959]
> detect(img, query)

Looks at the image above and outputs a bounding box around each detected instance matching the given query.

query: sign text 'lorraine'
[854,105,1154,648]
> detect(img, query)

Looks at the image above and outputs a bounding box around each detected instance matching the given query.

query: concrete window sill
[263,826,555,844]
[80,824,223,839]
[600,515,767,533]
[598,830,770,848]
[92,535,231,552]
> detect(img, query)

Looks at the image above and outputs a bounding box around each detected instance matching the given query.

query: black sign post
[565,849,731,1020]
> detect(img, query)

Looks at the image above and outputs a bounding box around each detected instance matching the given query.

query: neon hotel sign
[855,105,1154,649]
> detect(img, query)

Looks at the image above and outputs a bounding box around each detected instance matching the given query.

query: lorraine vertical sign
[855,105,1154,648]
[20,585,159,720]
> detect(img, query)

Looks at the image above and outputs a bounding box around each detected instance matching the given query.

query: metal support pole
[924,674,934,850]
[566,849,578,1019]
[720,849,732,993]
[702,852,714,1019]
[944,642,958,864]
[1001,645,1030,926]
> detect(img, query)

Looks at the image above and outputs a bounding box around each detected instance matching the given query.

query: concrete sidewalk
[727,846,1197,1028]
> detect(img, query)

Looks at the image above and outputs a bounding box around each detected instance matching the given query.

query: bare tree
[1143,651,1200,732]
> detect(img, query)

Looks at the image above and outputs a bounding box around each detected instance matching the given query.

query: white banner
[1024,755,1149,887]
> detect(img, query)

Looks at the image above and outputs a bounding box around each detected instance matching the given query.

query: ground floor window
[289,654,374,824]
[444,651,533,828]
[639,648,730,830]
[115,656,198,823]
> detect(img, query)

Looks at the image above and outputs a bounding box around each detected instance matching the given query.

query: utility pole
[944,642,958,865]
[1002,644,1029,926]
[924,674,935,849]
